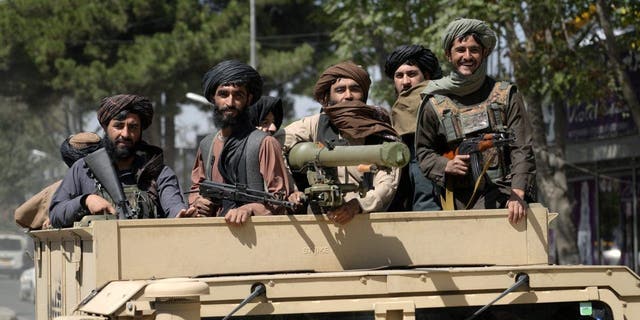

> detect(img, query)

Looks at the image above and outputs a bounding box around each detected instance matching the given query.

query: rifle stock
[198,180,297,210]
[84,148,135,219]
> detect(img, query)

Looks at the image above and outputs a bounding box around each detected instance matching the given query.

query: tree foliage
[0,0,334,229]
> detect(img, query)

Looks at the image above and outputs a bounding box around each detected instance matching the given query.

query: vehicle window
[204,301,612,320]
[415,301,613,320]
[205,311,373,320]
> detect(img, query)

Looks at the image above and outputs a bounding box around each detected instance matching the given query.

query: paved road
[0,276,35,320]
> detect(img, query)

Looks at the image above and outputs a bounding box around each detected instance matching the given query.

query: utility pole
[250,0,256,68]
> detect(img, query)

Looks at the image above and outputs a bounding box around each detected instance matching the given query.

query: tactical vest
[97,182,158,219]
[198,130,267,191]
[429,81,512,183]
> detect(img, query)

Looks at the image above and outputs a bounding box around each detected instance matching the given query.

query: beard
[103,134,139,161]
[213,104,245,129]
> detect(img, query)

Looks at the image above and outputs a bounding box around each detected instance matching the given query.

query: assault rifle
[84,148,135,219]
[197,180,298,209]
[287,141,410,211]
[443,132,514,182]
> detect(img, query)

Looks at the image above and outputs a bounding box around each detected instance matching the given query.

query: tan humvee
[29,204,640,320]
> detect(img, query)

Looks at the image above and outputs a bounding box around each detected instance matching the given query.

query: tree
[0,0,333,228]
[0,0,328,166]
[322,0,443,105]
[0,97,66,212]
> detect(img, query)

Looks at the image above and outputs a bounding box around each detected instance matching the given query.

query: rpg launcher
[443,132,514,183]
[287,141,410,211]
[197,180,297,210]
[84,148,135,219]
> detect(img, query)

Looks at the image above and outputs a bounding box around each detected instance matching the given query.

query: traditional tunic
[189,132,291,216]
[49,147,187,228]
[284,114,400,213]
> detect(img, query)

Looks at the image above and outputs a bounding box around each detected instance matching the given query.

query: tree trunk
[525,92,579,264]
[164,95,177,169]
[504,19,579,264]
[595,0,640,128]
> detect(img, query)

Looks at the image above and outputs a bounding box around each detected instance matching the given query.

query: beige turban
[313,61,371,105]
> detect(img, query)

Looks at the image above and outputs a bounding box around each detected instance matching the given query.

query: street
[0,276,35,320]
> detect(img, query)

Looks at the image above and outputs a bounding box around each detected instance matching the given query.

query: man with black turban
[284,61,401,224]
[384,44,443,212]
[49,94,194,228]
[415,18,536,223]
[249,96,284,136]
[187,60,296,224]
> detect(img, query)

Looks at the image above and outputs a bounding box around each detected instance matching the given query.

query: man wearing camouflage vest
[415,18,536,223]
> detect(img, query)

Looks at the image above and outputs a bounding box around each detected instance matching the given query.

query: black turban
[248,96,284,130]
[314,61,371,104]
[97,94,154,130]
[59,132,102,167]
[384,45,443,80]
[202,60,263,104]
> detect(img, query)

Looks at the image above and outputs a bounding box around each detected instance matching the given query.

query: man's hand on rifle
[83,194,117,215]
[191,196,216,217]
[507,188,527,224]
[287,191,306,213]
[175,206,199,218]
[444,154,470,176]
[327,198,362,225]
[225,203,271,225]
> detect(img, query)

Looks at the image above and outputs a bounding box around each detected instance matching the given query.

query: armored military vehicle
[27,203,640,320]
[26,142,640,319]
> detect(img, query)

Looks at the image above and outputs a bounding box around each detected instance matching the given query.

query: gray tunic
[49,158,187,228]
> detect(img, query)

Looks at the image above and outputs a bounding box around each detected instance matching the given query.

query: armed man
[186,60,296,224]
[415,18,536,223]
[284,61,402,224]
[49,95,194,228]
[384,44,443,211]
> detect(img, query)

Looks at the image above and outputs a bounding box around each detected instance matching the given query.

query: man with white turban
[415,18,536,223]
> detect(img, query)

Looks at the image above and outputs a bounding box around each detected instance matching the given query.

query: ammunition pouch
[430,81,513,187]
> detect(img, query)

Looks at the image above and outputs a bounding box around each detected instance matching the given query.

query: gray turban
[384,45,442,80]
[442,18,497,55]
[201,60,263,104]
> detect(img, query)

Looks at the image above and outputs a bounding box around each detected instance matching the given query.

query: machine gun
[84,148,135,219]
[287,141,409,211]
[443,132,514,183]
[196,180,297,210]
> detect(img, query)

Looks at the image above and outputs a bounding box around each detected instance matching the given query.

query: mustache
[216,105,237,113]
[115,137,134,144]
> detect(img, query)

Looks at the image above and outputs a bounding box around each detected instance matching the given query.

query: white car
[0,234,29,279]
[19,267,35,302]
